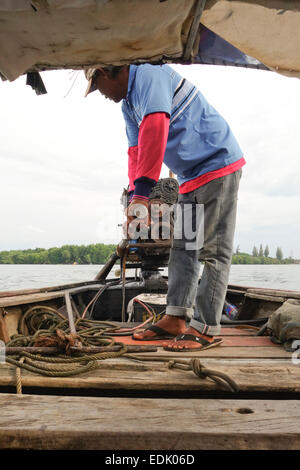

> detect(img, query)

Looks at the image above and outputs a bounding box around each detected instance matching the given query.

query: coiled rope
[8,305,123,349]
[6,305,129,389]
[6,344,127,378]
[6,305,239,394]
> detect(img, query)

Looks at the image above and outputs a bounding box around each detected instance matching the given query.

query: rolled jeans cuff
[190,318,221,337]
[166,305,194,318]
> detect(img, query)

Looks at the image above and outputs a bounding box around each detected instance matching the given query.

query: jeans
[166,169,242,336]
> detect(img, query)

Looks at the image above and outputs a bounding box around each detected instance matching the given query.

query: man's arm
[122,101,139,198]
[125,112,170,234]
[128,145,138,194]
[132,112,170,200]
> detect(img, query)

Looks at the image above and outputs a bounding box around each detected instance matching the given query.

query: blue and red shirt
[122,64,245,198]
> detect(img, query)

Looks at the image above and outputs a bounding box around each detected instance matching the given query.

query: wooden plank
[151,346,292,359]
[112,335,276,347]
[0,280,101,299]
[226,288,246,295]
[110,325,258,336]
[0,308,9,343]
[218,327,257,336]
[245,293,285,302]
[3,307,22,338]
[247,287,300,299]
[219,337,274,346]
[0,291,65,308]
[0,358,299,393]
[0,394,299,450]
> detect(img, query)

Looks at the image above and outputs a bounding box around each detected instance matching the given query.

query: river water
[0,264,299,292]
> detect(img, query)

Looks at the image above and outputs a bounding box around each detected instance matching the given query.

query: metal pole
[64,291,76,334]
[182,0,206,62]
[5,345,158,355]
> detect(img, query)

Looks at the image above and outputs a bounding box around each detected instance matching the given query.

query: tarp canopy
[201,0,300,78]
[0,0,299,83]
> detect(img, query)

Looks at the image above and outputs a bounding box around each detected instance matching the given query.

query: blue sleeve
[135,66,173,119]
[122,101,139,147]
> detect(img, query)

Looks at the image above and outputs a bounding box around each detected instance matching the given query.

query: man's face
[94,69,126,103]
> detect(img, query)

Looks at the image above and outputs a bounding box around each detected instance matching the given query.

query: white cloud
[0,65,299,257]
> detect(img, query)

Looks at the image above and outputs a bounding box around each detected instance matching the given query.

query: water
[0,264,104,292]
[0,264,299,292]
[228,264,300,291]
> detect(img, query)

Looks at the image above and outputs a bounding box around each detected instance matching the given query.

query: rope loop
[190,358,239,393]
[189,358,206,379]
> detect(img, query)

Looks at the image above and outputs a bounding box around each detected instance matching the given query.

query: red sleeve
[128,145,138,192]
[133,112,170,198]
[136,112,169,181]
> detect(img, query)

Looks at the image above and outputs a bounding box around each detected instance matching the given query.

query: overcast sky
[0,64,299,258]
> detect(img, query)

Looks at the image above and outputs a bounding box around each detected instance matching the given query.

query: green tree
[258,244,264,257]
[264,245,270,257]
[276,247,283,261]
[252,246,258,257]
[61,248,71,264]
[0,252,12,264]
[48,247,62,264]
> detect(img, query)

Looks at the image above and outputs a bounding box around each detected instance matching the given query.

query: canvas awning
[0,0,299,84]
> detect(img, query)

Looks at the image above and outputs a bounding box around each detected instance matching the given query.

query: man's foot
[163,326,223,351]
[132,315,186,341]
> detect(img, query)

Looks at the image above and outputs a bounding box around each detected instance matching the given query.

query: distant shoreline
[0,243,116,265]
[0,244,298,265]
[231,253,298,265]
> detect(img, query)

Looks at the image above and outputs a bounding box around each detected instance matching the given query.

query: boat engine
[120,177,179,287]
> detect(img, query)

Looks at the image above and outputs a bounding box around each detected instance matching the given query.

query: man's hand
[123,197,149,240]
[126,197,149,223]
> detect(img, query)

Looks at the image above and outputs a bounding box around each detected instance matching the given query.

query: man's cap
[84,68,99,97]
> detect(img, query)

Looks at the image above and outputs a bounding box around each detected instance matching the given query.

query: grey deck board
[0,394,299,450]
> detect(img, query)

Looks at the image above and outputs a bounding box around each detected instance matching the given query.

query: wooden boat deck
[1,324,300,450]
[0,288,299,450]
[0,325,298,394]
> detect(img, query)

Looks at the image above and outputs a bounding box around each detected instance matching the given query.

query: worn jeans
[166,169,242,336]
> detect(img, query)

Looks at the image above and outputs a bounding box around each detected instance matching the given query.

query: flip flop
[132,324,176,341]
[163,333,223,352]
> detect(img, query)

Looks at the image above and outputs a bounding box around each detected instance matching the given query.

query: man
[84,64,245,351]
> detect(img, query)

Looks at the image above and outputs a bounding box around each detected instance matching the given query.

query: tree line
[0,243,296,265]
[232,245,295,264]
[0,244,116,265]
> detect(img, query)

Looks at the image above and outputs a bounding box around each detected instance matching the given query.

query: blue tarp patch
[194,25,269,70]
